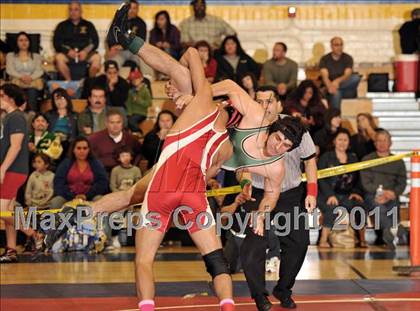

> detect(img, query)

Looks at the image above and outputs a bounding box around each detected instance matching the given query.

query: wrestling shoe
[107,2,135,49]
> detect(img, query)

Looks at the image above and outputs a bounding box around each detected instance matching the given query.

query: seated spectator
[313,108,342,155]
[28,113,59,158]
[53,1,100,80]
[78,85,108,136]
[107,0,152,77]
[82,60,129,110]
[126,69,152,132]
[25,153,54,209]
[398,8,420,54]
[179,0,235,49]
[149,10,181,59]
[284,80,327,134]
[110,146,142,192]
[360,129,407,249]
[350,113,378,160]
[6,32,44,111]
[45,88,78,148]
[318,128,367,248]
[142,110,176,169]
[0,39,9,81]
[215,35,260,83]
[262,42,298,100]
[240,72,258,100]
[320,37,360,110]
[50,137,108,209]
[88,109,141,173]
[196,40,217,83]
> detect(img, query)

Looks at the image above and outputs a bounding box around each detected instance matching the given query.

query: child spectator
[125,69,152,132]
[25,153,54,209]
[110,146,142,192]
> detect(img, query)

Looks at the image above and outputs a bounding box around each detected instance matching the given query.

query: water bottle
[74,48,79,63]
[375,184,384,200]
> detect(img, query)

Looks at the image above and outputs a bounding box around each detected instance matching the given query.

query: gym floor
[1,245,419,311]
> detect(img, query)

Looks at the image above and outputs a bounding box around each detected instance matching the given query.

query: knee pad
[203,248,230,279]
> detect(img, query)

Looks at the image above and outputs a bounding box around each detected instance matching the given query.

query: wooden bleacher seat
[72,99,88,113]
[139,119,155,135]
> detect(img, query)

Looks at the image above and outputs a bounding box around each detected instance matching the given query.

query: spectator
[17,101,36,130]
[320,37,360,109]
[142,110,176,169]
[45,88,78,145]
[398,8,420,54]
[313,108,342,155]
[6,32,44,111]
[0,39,9,81]
[149,10,181,59]
[215,35,260,83]
[350,113,378,160]
[50,137,108,210]
[53,1,101,80]
[110,146,142,192]
[88,109,142,173]
[25,153,54,209]
[78,85,108,136]
[284,80,327,134]
[240,72,258,100]
[126,69,152,132]
[262,42,298,100]
[28,113,57,158]
[179,0,235,49]
[195,40,217,83]
[360,129,407,249]
[82,60,129,110]
[107,0,151,77]
[318,128,367,248]
[0,83,43,263]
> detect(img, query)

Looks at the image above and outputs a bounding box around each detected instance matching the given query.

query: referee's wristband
[307,183,318,197]
[240,179,252,189]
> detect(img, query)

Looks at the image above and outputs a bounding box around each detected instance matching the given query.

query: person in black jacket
[398,8,420,54]
[318,128,367,248]
[215,35,260,83]
[313,108,342,156]
[50,137,108,210]
[53,1,101,80]
[81,60,129,110]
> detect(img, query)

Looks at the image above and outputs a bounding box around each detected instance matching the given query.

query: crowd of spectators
[0,0,413,261]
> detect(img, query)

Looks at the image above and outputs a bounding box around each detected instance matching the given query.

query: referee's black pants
[240,184,310,299]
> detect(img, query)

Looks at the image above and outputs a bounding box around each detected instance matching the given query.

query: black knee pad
[203,248,230,279]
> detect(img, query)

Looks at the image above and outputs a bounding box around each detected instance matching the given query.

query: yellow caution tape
[1,151,417,217]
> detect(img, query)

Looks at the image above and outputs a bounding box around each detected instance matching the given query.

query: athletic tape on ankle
[128,36,145,54]
[220,298,235,306]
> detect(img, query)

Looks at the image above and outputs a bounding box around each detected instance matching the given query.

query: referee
[240,88,318,310]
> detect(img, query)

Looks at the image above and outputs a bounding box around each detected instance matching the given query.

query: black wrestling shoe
[107,2,134,49]
[272,288,297,309]
[254,295,272,311]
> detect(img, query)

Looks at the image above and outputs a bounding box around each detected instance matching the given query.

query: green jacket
[125,85,152,117]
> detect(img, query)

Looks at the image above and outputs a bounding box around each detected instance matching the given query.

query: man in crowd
[262,42,298,100]
[78,85,109,136]
[179,0,236,49]
[360,129,407,249]
[320,37,360,109]
[53,0,101,80]
[88,109,141,173]
[82,60,129,110]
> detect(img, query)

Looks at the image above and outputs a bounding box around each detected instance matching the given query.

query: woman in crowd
[149,10,181,59]
[215,35,260,83]
[240,72,258,100]
[0,83,44,263]
[50,137,108,209]
[284,79,328,134]
[350,112,378,160]
[141,110,176,169]
[313,108,342,156]
[318,128,367,248]
[6,32,44,111]
[195,40,218,83]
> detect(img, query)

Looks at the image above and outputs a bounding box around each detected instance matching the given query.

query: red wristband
[307,183,318,197]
